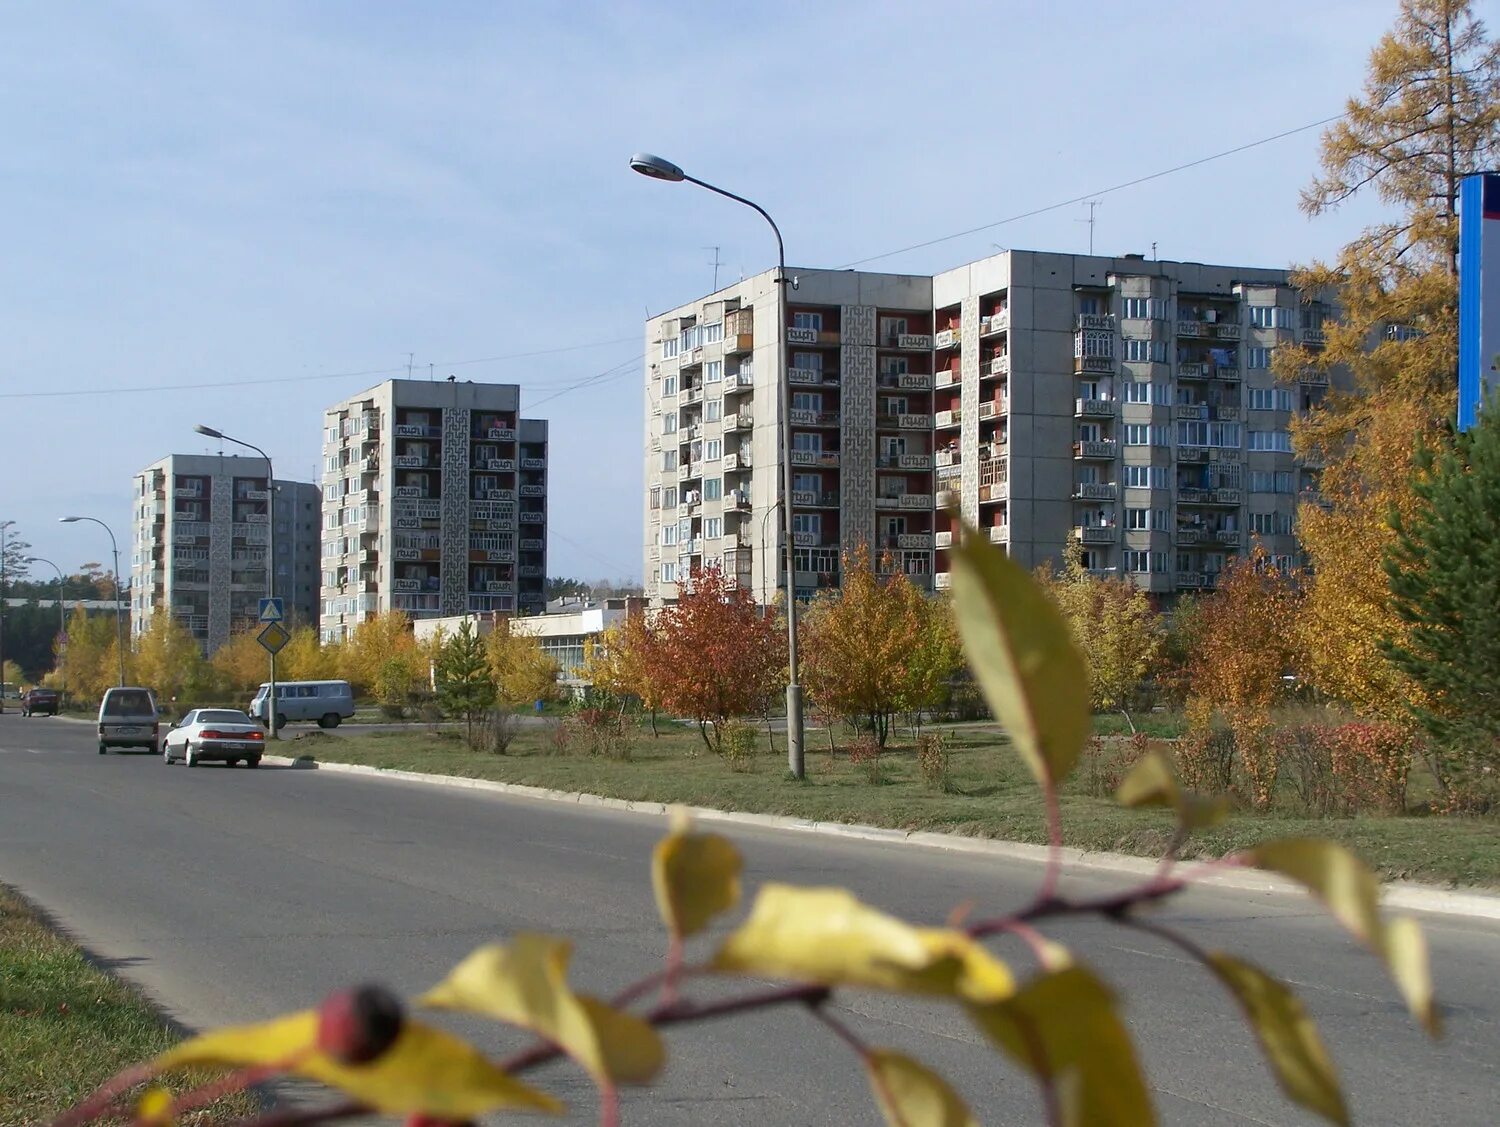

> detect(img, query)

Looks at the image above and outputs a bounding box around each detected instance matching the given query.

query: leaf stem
[1037,775,1065,903]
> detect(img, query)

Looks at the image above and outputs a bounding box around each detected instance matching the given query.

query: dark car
[22,688,60,717]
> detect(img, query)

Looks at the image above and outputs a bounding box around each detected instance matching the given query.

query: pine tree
[1381,403,1500,809]
[1277,0,1500,715]
[435,618,496,743]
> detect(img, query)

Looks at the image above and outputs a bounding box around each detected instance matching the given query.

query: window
[792,513,822,537]
[1121,297,1158,320]
[660,525,677,546]
[705,360,723,383]
[1077,331,1113,357]
[662,375,677,396]
[662,486,678,508]
[792,312,823,331]
[1078,296,1102,315]
[702,322,723,344]
[1248,386,1293,411]
[881,356,910,376]
[661,336,679,359]
[1251,511,1294,535]
[649,486,661,510]
[662,413,678,434]
[1125,550,1152,573]
[792,351,823,370]
[705,399,722,421]
[1125,465,1168,489]
[794,473,819,493]
[662,450,678,471]
[792,392,822,411]
[1124,381,1168,404]
[1123,338,1165,363]
[880,316,908,338]
[704,517,723,539]
[1126,508,1150,530]
[1125,424,1152,446]
[1250,306,1293,329]
[660,562,677,583]
[1249,430,1293,452]
[706,439,722,461]
[703,478,722,501]
[1247,347,1273,369]
[792,432,822,452]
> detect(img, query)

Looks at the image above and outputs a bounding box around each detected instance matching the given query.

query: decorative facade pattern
[439,405,471,617]
[958,293,982,525]
[840,303,877,560]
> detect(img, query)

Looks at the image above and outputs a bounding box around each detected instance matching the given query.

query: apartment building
[131,454,320,652]
[643,250,1330,603]
[318,379,548,641]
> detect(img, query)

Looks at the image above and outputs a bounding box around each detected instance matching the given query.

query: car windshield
[197,710,253,725]
[103,691,155,716]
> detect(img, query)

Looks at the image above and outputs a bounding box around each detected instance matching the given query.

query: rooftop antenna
[1078,200,1102,255]
[704,246,723,290]
[1151,241,1158,260]
[406,352,415,378]
[429,362,435,382]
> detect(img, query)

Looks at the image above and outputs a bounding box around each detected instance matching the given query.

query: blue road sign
[258,597,285,623]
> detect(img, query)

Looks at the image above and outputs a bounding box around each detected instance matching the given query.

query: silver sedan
[161,709,267,768]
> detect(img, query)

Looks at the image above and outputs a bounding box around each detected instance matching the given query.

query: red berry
[316,984,404,1064]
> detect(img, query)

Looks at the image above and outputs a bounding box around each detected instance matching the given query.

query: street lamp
[629,152,806,778]
[59,516,126,687]
[195,424,280,739]
[27,556,68,703]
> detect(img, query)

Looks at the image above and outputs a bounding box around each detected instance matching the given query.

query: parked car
[248,680,355,729]
[22,688,60,717]
[161,708,266,768]
[97,687,160,754]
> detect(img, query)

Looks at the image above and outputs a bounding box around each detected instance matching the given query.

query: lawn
[281,721,1500,889]
[0,886,260,1126]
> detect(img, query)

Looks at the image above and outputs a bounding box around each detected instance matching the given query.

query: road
[1,713,1496,1126]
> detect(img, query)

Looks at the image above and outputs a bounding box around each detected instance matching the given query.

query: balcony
[486,427,517,442]
[1077,526,1116,544]
[520,484,545,497]
[394,454,429,469]
[1215,324,1242,341]
[934,327,962,349]
[394,423,439,438]
[726,370,756,390]
[1176,320,1208,338]
[934,571,952,589]
[1073,483,1117,501]
[878,371,934,391]
[723,453,751,472]
[1077,314,1116,331]
[892,332,933,350]
[980,310,1009,336]
[1300,327,1327,346]
[1074,398,1116,418]
[1299,371,1330,386]
[934,409,961,427]
[724,332,754,355]
[987,355,1010,377]
[725,490,751,511]
[787,326,840,346]
[1175,572,1209,589]
[723,412,753,431]
[1212,488,1242,504]
[790,450,840,467]
[1073,440,1117,460]
[174,486,203,499]
[878,412,932,430]
[787,367,837,387]
[1178,446,1210,463]
[935,449,960,468]
[1178,362,1208,380]
[1216,529,1242,546]
[683,386,704,404]
[1178,487,1210,503]
[1074,355,1114,375]
[1176,528,1204,545]
[1175,404,1208,420]
[790,409,840,427]
[1215,406,1242,422]
[979,399,1008,419]
[520,537,544,552]
[934,530,953,548]
[885,533,932,550]
[876,493,933,510]
[934,369,960,388]
[482,458,516,472]
[520,511,545,524]
[988,525,1008,544]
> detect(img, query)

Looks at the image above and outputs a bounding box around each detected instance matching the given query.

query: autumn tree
[583,611,667,734]
[212,630,268,698]
[132,611,212,708]
[280,626,339,682]
[652,565,784,753]
[1186,547,1300,805]
[1381,407,1500,808]
[1277,0,1500,715]
[800,546,959,746]
[57,606,119,703]
[486,618,561,710]
[435,619,496,740]
[340,611,425,714]
[1037,545,1163,729]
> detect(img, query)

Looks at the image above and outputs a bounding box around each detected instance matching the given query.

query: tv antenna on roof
[704,246,723,290]
[1078,200,1102,255]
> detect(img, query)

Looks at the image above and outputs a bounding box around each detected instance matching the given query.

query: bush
[564,706,634,761]
[1277,725,1339,816]
[916,731,950,791]
[1329,722,1416,815]
[1078,733,1148,799]
[1175,726,1236,794]
[847,732,883,784]
[472,708,520,755]
[720,721,757,773]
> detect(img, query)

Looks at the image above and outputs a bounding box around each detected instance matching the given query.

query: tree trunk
[649,707,659,738]
[699,718,714,754]
[764,710,776,755]
[1119,709,1137,736]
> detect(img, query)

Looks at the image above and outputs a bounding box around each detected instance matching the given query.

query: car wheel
[274,713,287,730]
[317,713,341,729]
[98,743,107,755]
[163,743,174,764]
[186,746,198,767]
[246,756,261,768]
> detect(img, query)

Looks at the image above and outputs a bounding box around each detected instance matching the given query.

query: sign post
[258,599,286,732]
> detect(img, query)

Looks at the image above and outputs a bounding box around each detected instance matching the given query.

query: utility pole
[0,522,8,712]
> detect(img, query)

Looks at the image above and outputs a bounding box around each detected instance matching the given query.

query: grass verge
[0,885,260,1126]
[282,723,1500,889]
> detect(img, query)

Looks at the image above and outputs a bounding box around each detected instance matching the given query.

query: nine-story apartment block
[318,379,548,641]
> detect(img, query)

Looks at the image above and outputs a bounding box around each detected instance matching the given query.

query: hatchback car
[161,709,266,767]
[22,688,60,716]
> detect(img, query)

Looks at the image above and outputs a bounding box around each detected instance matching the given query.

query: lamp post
[195,424,279,739]
[27,556,67,703]
[629,152,805,778]
[59,516,126,687]
[0,520,11,711]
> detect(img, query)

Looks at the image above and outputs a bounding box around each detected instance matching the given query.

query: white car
[161,709,266,768]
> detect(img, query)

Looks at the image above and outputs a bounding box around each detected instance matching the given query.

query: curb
[263,754,1500,923]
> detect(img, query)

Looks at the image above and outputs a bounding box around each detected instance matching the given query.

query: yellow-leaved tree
[485,618,561,710]
[211,630,269,699]
[131,611,212,709]
[581,609,666,734]
[280,626,339,682]
[340,611,425,715]
[1276,0,1500,716]
[57,606,120,704]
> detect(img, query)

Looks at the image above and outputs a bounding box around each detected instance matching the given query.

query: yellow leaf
[864,1050,977,1127]
[136,1086,174,1126]
[967,965,1153,1127]
[155,1011,560,1117]
[1206,953,1348,1126]
[1244,839,1439,1038]
[1384,916,1442,1037]
[711,884,1013,1003]
[420,935,663,1086]
[652,810,743,939]
[949,520,1091,786]
[1116,750,1228,830]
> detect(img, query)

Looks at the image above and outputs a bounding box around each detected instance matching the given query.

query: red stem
[1036,774,1064,903]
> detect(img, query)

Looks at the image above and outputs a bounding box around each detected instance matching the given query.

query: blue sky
[0,1,1441,583]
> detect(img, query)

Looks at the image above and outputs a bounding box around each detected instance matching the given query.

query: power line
[838,113,1344,269]
[546,525,639,579]
[0,335,640,401]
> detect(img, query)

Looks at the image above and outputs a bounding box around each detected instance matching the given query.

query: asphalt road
[1,713,1496,1126]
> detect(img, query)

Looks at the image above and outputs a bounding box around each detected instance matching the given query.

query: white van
[98,686,160,754]
[248,680,355,729]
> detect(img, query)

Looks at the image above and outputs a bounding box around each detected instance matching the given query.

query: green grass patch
[283,721,1500,889]
[0,886,260,1126]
